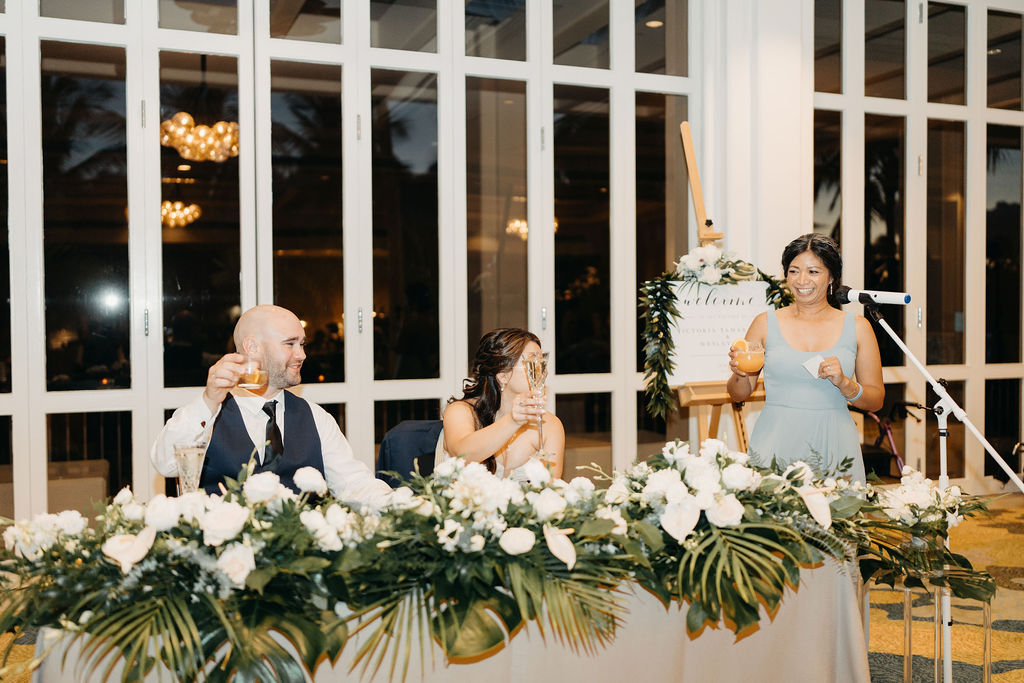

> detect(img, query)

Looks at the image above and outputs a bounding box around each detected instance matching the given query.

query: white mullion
[549,64,616,89]
[437,0,458,402]
[609,0,637,470]
[358,379,450,402]
[801,0,816,245]
[151,28,247,55]
[549,374,620,395]
[265,38,350,64]
[238,2,258,311]
[366,47,442,72]
[30,16,129,44]
[253,2,274,305]
[448,2,470,396]
[630,72,693,95]
[984,108,1024,126]
[463,56,531,80]
[531,0,554,366]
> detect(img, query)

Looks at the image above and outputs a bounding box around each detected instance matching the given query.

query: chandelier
[504,217,559,242]
[161,200,202,228]
[160,111,239,162]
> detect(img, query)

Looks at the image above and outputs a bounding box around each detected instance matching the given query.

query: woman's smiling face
[786,250,832,304]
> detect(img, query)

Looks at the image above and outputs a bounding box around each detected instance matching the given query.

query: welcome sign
[667,280,770,385]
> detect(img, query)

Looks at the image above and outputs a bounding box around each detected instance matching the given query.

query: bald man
[151,305,388,497]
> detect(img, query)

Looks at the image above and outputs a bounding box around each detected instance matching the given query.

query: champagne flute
[522,351,549,457]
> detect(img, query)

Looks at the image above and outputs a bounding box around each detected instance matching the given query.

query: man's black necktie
[262,401,283,470]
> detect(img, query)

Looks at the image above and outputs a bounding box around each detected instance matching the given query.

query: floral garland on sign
[0,444,993,682]
[641,244,793,419]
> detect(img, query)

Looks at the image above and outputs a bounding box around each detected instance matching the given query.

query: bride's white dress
[434,429,530,481]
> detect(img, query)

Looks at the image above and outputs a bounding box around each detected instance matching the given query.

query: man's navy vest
[200,391,324,494]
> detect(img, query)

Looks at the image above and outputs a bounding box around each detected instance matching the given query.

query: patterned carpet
[866,496,1024,682]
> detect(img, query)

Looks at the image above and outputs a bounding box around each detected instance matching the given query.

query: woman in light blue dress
[727,234,884,482]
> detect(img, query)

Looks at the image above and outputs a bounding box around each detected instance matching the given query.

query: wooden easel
[674,122,764,451]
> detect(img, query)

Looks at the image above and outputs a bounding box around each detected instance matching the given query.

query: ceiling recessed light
[177,164,191,171]
[645,19,664,28]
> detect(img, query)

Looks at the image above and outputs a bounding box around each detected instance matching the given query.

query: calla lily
[102,526,156,573]
[543,524,576,569]
[797,486,832,529]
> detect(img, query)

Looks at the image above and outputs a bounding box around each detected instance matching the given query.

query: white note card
[802,354,825,378]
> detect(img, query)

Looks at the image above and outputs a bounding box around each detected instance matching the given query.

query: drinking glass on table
[732,340,765,374]
[173,440,208,495]
[237,356,268,392]
[522,351,550,457]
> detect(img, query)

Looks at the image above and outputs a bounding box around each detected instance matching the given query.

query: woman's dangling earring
[829,283,833,297]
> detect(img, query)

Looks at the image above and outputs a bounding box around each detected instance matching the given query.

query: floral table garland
[641,244,793,419]
[0,439,993,682]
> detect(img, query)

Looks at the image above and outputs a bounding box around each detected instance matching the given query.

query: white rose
[595,506,628,536]
[642,468,684,505]
[387,486,419,510]
[705,494,745,527]
[300,509,329,532]
[436,518,463,553]
[217,543,256,587]
[144,495,181,532]
[433,459,458,478]
[113,487,133,506]
[727,450,750,465]
[414,499,439,517]
[121,502,145,522]
[604,479,630,505]
[175,492,209,524]
[323,504,353,531]
[201,500,249,546]
[662,440,691,466]
[54,510,87,536]
[569,477,595,496]
[521,458,552,485]
[530,489,567,522]
[498,527,536,555]
[339,482,391,515]
[684,460,722,495]
[699,439,728,459]
[721,463,758,492]
[467,534,486,552]
[243,471,282,503]
[293,467,328,495]
[699,266,722,284]
[102,526,156,573]
[659,497,701,542]
[543,524,576,570]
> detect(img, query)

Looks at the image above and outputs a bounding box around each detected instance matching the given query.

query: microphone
[836,285,911,306]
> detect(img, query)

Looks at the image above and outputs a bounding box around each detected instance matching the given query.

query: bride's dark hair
[453,328,541,427]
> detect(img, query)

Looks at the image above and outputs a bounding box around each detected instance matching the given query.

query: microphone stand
[863,303,1024,683]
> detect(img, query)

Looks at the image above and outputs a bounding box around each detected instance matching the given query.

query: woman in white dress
[438,328,565,480]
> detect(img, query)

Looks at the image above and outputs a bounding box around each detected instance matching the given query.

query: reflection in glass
[160,52,240,388]
[925,380,964,479]
[371,69,439,380]
[636,92,687,371]
[985,379,1020,481]
[271,61,344,383]
[47,411,131,511]
[865,0,905,99]
[864,115,905,367]
[813,109,841,240]
[928,3,965,105]
[41,42,129,391]
[321,402,347,435]
[270,0,341,43]
[986,125,1022,364]
[815,0,841,93]
[371,0,436,52]
[0,38,9,393]
[559,393,611,482]
[554,85,609,375]
[466,78,527,366]
[0,417,13,518]
[637,391,687,462]
[159,0,237,34]
[926,120,965,365]
[40,0,125,23]
[465,0,525,60]
[988,11,1022,110]
[374,399,439,444]
[553,0,609,69]
[635,0,687,76]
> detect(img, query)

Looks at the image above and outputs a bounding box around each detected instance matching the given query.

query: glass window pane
[985,379,1020,481]
[466,77,527,365]
[270,0,341,43]
[465,0,526,61]
[0,417,14,519]
[371,69,439,380]
[0,38,9,393]
[636,92,688,371]
[271,61,344,383]
[635,0,688,76]
[637,391,687,461]
[926,120,965,365]
[927,3,965,105]
[925,380,964,479]
[861,382,906,478]
[560,393,611,482]
[988,11,1022,111]
[47,411,131,513]
[553,0,609,69]
[321,402,347,435]
[40,0,125,23]
[814,109,841,240]
[815,0,842,93]
[160,52,240,388]
[554,85,609,375]
[865,0,905,99]
[986,125,1022,364]
[41,42,129,391]
[865,114,905,367]
[374,398,439,444]
[160,0,237,34]
[371,0,437,52]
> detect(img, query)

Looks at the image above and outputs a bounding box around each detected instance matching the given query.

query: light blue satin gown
[748,309,866,482]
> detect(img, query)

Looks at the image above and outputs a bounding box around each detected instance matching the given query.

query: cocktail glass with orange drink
[731,338,765,374]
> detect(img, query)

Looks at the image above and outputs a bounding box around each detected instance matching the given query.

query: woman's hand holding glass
[509,390,545,426]
[728,339,764,377]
